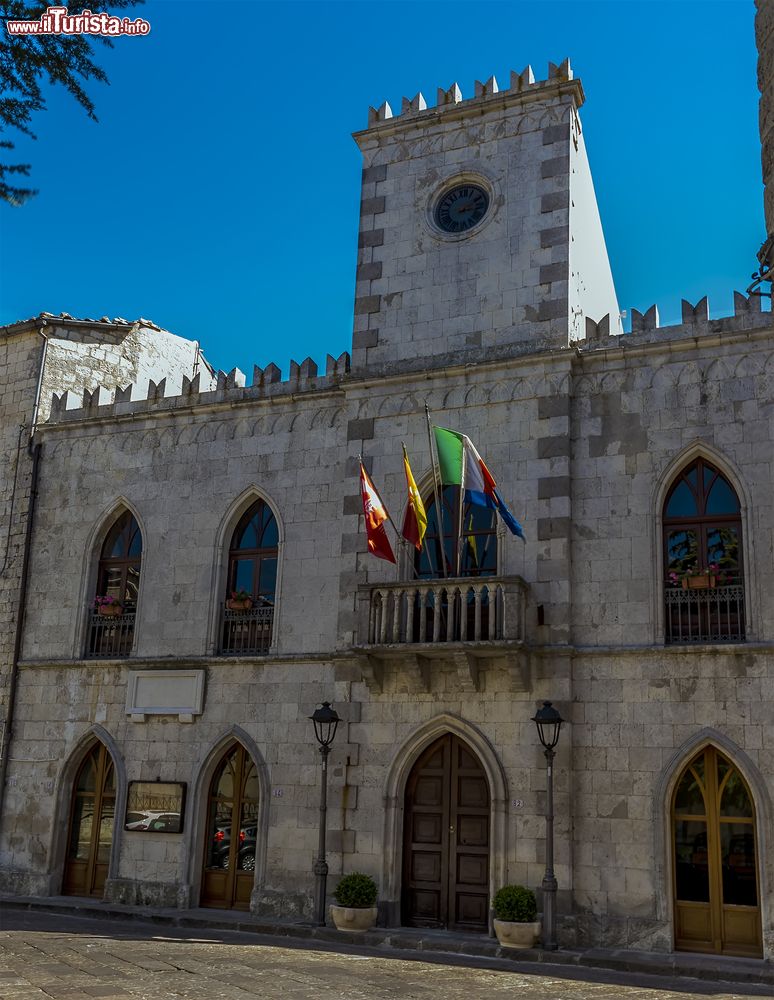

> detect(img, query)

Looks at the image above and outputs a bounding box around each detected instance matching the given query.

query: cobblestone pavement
[0,910,768,1000]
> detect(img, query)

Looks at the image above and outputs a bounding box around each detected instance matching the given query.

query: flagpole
[424,404,448,579]
[456,436,466,578]
[403,441,435,579]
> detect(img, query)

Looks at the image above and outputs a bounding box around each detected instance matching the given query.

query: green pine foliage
[492,885,537,922]
[0,1,143,205]
[333,872,378,908]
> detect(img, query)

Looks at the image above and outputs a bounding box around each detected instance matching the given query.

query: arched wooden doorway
[201,743,259,910]
[402,733,490,932]
[672,746,762,957]
[62,742,116,897]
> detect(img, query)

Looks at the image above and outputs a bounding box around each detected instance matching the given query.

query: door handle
[449,825,455,832]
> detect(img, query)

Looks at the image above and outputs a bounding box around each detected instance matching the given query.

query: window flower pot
[493,918,542,949]
[682,575,716,590]
[330,905,378,933]
[226,598,253,611]
[97,604,123,617]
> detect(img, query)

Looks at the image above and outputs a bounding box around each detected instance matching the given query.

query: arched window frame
[653,446,756,643]
[95,509,143,610]
[403,477,501,581]
[211,489,283,657]
[81,502,145,659]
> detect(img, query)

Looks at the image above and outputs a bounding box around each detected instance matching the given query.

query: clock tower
[350,63,620,373]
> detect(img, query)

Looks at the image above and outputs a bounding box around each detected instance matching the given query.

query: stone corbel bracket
[353,642,530,694]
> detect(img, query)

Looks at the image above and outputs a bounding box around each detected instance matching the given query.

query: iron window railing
[86,609,136,658]
[664,583,745,644]
[219,605,274,656]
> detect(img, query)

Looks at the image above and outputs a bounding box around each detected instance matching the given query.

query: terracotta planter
[682,575,715,590]
[226,598,253,611]
[330,905,377,932]
[97,604,123,617]
[494,918,542,950]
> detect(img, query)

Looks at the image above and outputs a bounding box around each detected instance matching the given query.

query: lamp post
[310,700,340,926]
[532,699,564,951]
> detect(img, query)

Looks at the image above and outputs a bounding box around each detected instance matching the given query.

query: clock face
[435,184,489,234]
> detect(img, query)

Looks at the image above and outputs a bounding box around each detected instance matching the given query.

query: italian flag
[433,425,525,539]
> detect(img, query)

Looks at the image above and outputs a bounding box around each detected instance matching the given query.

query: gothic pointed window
[415,486,497,579]
[86,510,141,658]
[663,459,745,643]
[220,499,278,655]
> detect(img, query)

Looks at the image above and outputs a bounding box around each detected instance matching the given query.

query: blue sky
[0,0,763,378]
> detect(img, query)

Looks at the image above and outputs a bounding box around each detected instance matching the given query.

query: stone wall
[757,0,774,238]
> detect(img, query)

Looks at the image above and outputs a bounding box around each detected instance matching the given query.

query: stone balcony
[352,576,529,692]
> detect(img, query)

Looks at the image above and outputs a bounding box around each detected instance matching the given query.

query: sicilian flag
[433,425,525,540]
[401,444,428,551]
[359,461,396,563]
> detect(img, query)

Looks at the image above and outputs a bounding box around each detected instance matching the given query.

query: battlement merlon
[0,312,214,425]
[353,62,584,145]
[42,351,352,428]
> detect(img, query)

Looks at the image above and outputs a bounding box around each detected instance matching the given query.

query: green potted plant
[492,884,541,949]
[330,872,378,932]
[226,589,253,611]
[92,595,124,617]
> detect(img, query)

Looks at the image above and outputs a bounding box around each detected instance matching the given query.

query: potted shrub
[492,885,541,949]
[92,595,124,618]
[330,872,378,932]
[226,589,253,611]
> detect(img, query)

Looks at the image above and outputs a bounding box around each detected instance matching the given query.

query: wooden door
[63,743,115,897]
[402,734,490,932]
[201,744,259,910]
[673,747,762,957]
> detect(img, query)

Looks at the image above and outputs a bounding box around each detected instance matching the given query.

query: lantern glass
[532,700,563,751]
[310,701,340,749]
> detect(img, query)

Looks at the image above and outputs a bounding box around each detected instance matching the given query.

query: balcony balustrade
[664,583,746,644]
[220,605,274,656]
[86,609,135,658]
[354,576,528,692]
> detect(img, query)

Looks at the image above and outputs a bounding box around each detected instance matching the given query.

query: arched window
[663,459,744,643]
[416,486,497,579]
[221,499,278,655]
[87,510,142,658]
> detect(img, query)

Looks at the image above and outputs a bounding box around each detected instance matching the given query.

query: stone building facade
[0,29,772,960]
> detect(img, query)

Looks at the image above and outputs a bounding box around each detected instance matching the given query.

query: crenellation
[510,66,535,91]
[367,101,393,126]
[147,378,166,402]
[548,57,573,81]
[474,75,499,98]
[734,290,763,315]
[216,368,246,391]
[681,296,710,325]
[630,304,660,333]
[400,92,426,115]
[44,350,353,425]
[436,82,462,106]
[363,60,579,130]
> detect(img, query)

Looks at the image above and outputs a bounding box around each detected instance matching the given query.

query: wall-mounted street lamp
[310,701,340,926]
[532,700,564,951]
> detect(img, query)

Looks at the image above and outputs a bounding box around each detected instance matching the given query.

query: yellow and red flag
[401,444,427,551]
[359,461,396,563]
